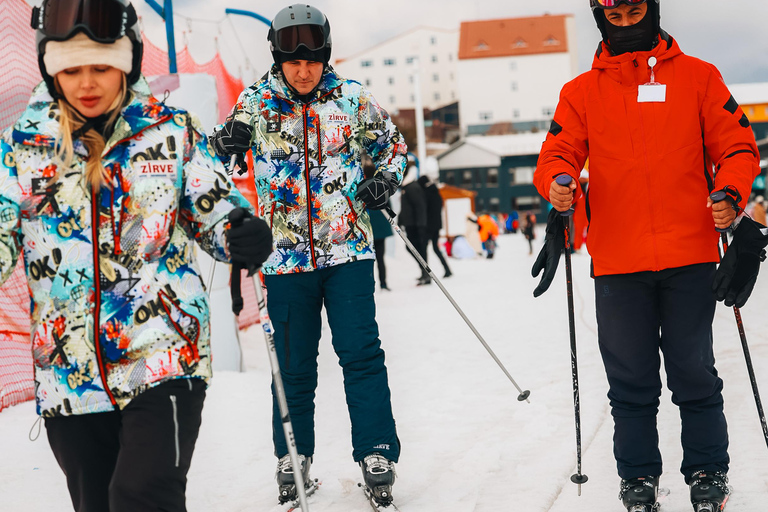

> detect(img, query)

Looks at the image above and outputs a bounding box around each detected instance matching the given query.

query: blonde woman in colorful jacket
[0,1,272,510]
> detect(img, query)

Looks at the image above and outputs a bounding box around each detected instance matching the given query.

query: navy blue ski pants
[263,259,400,463]
[595,263,729,482]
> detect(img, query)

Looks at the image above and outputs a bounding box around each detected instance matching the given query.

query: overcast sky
[25,0,768,85]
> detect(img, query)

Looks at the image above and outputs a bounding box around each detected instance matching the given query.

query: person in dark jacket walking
[399,165,430,285]
[523,212,536,255]
[365,159,393,290]
[418,176,452,277]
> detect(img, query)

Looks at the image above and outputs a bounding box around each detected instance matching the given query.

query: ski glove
[356,171,397,210]
[211,120,253,157]
[226,208,273,276]
[532,208,566,298]
[712,217,768,308]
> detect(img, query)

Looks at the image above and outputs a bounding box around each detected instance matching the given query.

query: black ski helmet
[590,0,660,42]
[267,4,332,66]
[31,0,143,95]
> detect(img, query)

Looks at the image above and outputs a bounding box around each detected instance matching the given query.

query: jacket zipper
[302,104,317,268]
[635,72,661,270]
[91,186,117,407]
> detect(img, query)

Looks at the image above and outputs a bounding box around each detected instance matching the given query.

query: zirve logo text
[137,160,177,177]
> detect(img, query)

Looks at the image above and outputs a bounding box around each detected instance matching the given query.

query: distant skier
[532,1,764,511]
[523,212,536,255]
[0,1,272,510]
[418,175,452,277]
[399,163,431,285]
[210,4,406,506]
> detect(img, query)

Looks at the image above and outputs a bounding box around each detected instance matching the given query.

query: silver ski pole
[382,207,530,403]
[555,174,588,495]
[250,272,310,511]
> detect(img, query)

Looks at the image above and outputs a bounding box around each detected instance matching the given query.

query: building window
[384,58,396,66]
[431,36,437,45]
[450,72,454,80]
[431,55,438,63]
[434,92,441,101]
[542,107,555,118]
[475,41,489,51]
[389,95,396,104]
[462,170,473,186]
[486,168,499,188]
[509,170,516,186]
[361,60,373,67]
[409,75,414,83]
[433,74,439,82]
[513,167,535,184]
[476,198,484,210]
[448,54,453,62]
[513,38,528,48]
[511,81,518,91]
[479,111,493,122]
[544,36,561,46]
[511,196,541,212]
[406,56,416,64]
[451,91,456,100]
[513,109,520,119]
[388,77,395,85]
[410,94,415,102]
[365,78,372,87]
[489,197,500,212]
[444,171,455,185]
[510,61,517,71]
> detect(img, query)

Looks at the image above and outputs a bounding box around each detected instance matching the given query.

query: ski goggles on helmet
[274,24,326,53]
[591,0,647,8]
[31,0,132,44]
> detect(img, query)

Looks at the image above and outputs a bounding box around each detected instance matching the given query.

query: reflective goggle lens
[275,25,325,53]
[594,0,647,7]
[40,0,125,41]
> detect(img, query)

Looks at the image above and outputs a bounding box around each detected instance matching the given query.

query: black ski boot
[689,470,729,512]
[619,476,660,512]
[360,453,396,506]
[276,454,312,504]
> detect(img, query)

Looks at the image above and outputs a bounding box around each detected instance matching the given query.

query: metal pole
[411,58,426,178]
[143,0,177,74]
[382,207,530,403]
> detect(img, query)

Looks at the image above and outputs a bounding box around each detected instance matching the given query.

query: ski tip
[570,473,589,485]
[517,390,531,402]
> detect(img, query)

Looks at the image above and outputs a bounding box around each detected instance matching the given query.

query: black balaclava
[602,2,659,55]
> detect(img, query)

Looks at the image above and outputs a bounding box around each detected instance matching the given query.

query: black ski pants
[595,263,729,482]
[426,228,451,274]
[373,238,388,288]
[403,225,429,279]
[45,378,206,512]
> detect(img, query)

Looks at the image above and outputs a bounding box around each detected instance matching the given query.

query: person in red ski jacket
[532,1,764,510]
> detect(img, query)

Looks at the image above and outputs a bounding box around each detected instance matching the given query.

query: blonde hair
[53,74,128,190]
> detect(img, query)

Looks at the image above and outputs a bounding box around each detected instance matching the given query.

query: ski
[360,482,401,511]
[283,479,321,512]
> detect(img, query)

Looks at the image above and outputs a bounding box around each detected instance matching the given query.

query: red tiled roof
[459,14,571,60]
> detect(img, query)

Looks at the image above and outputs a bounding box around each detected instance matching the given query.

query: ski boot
[619,476,660,512]
[689,470,729,512]
[276,454,312,504]
[360,452,396,506]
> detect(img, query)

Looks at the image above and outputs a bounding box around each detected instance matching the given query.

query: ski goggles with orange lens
[31,0,132,44]
[591,0,647,8]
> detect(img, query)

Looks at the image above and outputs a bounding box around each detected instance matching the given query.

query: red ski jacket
[535,34,760,276]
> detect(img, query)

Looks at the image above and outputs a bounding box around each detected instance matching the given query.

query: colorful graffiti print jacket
[0,79,251,417]
[224,66,407,274]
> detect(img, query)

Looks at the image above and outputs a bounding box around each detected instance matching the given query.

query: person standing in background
[418,175,452,278]
[364,158,393,290]
[523,212,537,255]
[399,164,430,285]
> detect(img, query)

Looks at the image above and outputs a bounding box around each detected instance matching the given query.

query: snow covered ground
[2,228,768,512]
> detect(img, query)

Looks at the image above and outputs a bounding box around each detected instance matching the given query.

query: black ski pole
[710,191,768,449]
[229,209,311,512]
[555,174,588,494]
[382,207,531,403]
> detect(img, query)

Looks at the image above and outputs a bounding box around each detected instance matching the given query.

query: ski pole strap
[710,190,734,234]
[555,175,575,217]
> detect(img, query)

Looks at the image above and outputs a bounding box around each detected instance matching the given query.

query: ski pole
[710,191,768,450]
[382,207,531,403]
[229,210,310,512]
[555,174,588,495]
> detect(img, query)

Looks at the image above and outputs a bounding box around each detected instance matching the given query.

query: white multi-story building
[334,26,459,114]
[457,14,578,135]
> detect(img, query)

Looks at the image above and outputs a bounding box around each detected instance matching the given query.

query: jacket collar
[12,76,173,152]
[591,31,682,85]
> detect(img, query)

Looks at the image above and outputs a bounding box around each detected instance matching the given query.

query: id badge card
[638,83,667,103]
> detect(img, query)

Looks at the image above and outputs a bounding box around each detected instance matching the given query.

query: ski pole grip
[710,190,732,234]
[555,175,575,217]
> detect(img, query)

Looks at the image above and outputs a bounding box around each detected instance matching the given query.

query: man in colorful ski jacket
[210,4,407,506]
[532,1,761,510]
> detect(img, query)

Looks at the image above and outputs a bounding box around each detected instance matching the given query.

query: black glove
[227,208,273,276]
[712,217,768,308]
[532,208,566,298]
[355,171,396,210]
[211,120,253,157]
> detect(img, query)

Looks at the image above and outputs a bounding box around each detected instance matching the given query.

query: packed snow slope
[2,229,768,511]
